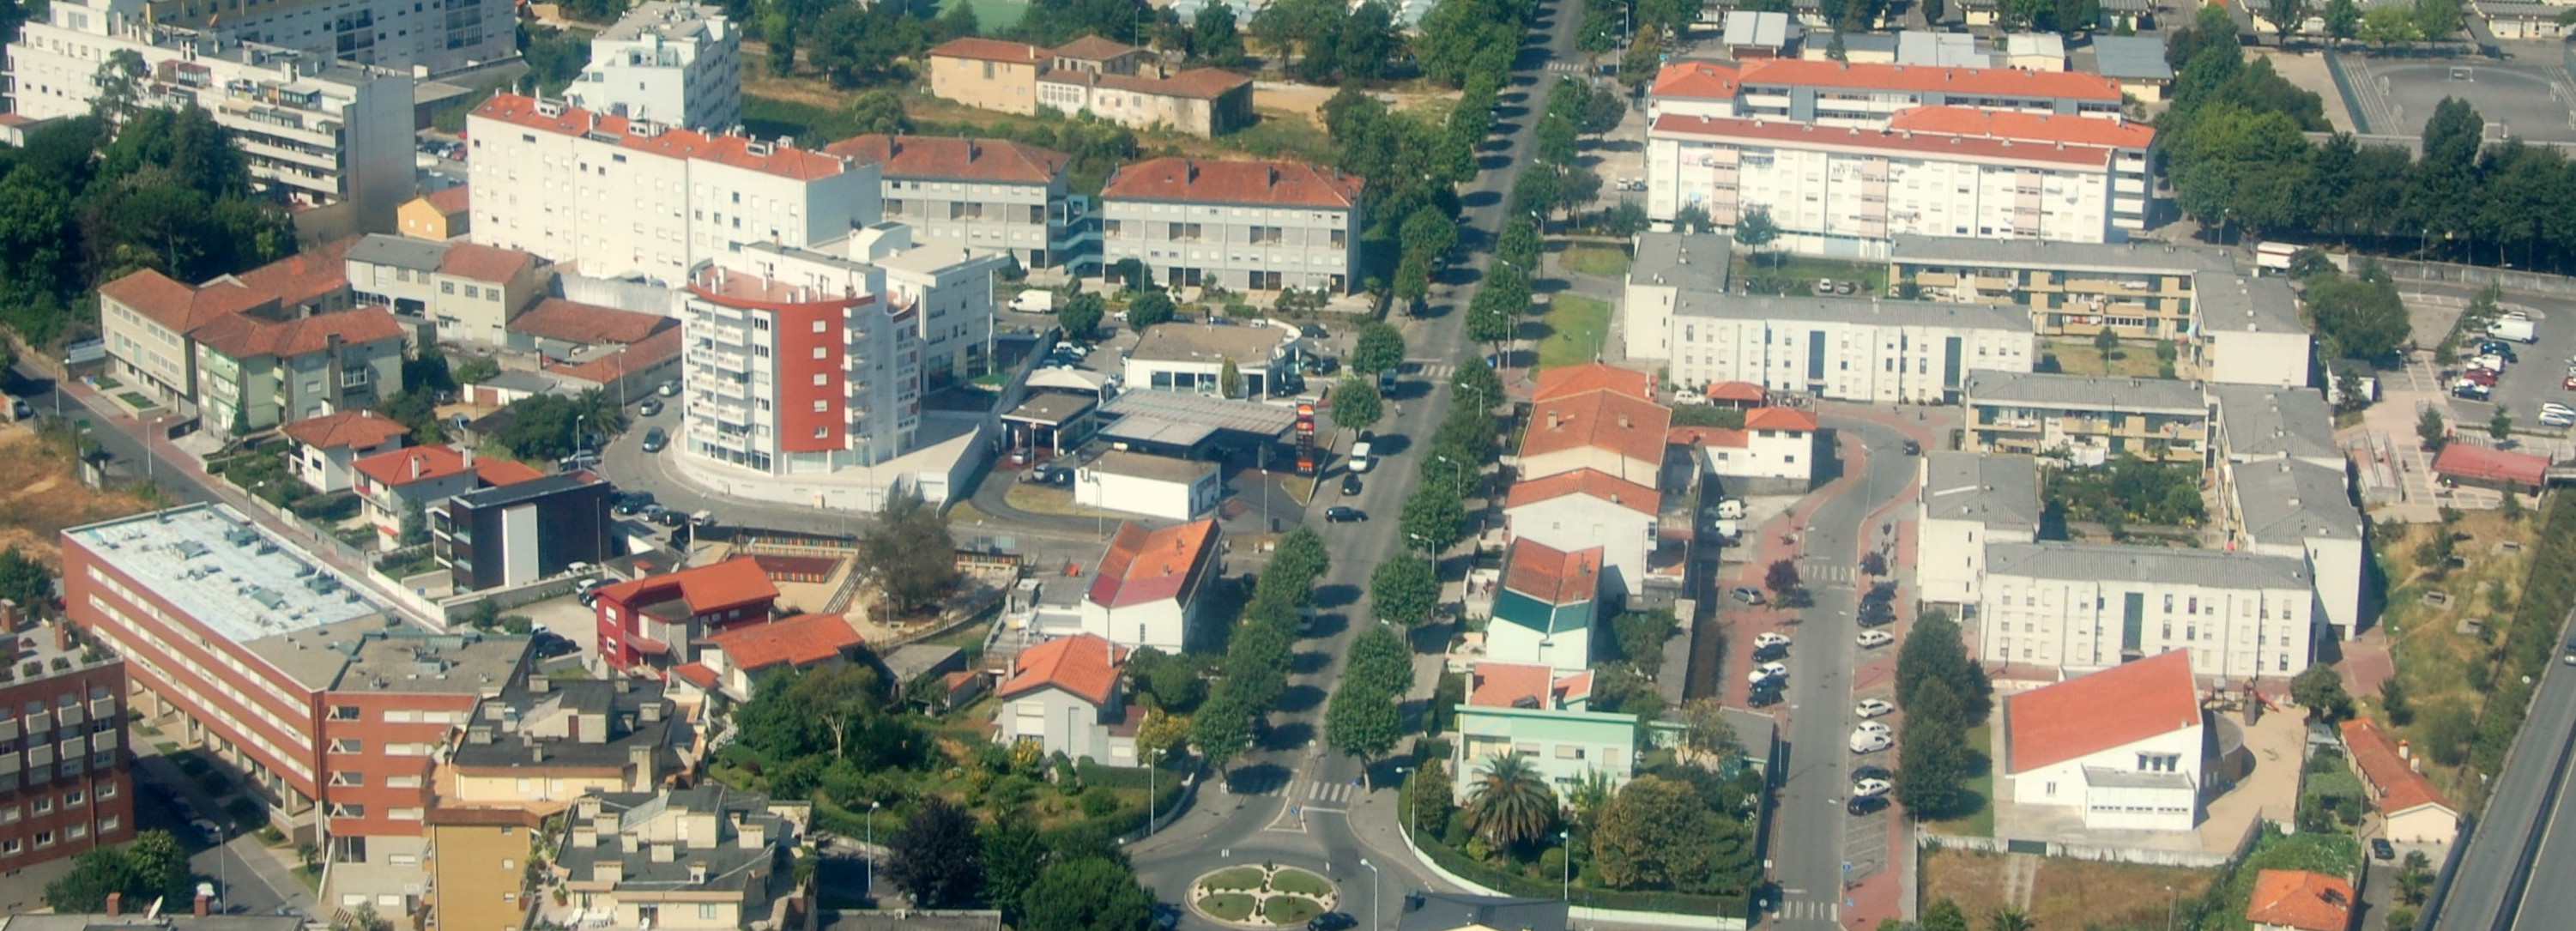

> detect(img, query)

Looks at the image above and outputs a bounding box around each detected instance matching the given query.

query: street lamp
[1146,746,1163,834]
[865,801,882,900]
[1559,829,1571,901]
[1358,857,1381,931]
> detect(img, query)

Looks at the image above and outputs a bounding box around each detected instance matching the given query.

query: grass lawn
[1267,868,1336,898]
[2043,338,2171,378]
[1733,253,1889,293]
[1534,294,1612,371]
[1002,482,1120,519]
[1200,867,1268,892]
[1921,723,1994,837]
[1921,849,2215,931]
[2372,511,2538,800]
[1225,110,1338,165]
[1261,896,1326,926]
[118,391,154,409]
[1561,245,1630,278]
[1199,894,1258,922]
[939,0,1028,28]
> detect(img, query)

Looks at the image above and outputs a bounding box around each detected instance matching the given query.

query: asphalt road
[2429,605,2576,931]
[1764,418,1918,931]
[1128,0,1583,925]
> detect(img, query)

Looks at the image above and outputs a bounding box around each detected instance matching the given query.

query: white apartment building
[1962,371,2211,464]
[1726,58,2126,125]
[1620,231,1732,363]
[2198,275,2314,388]
[1100,157,1364,293]
[869,236,1009,388]
[1662,293,2033,403]
[678,250,919,478]
[466,93,880,284]
[566,2,741,132]
[1980,541,2319,681]
[1647,113,2123,259]
[823,134,1088,273]
[129,0,513,76]
[1914,451,2041,605]
[7,3,414,232]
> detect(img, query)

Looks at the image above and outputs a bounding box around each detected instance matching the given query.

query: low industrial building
[1123,321,1305,399]
[2339,718,2458,846]
[2002,650,2204,832]
[1073,450,1221,521]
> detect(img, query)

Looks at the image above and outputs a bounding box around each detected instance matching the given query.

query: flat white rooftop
[68,504,390,644]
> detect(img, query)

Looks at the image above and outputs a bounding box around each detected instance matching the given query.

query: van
[1348,440,1374,473]
[1010,290,1058,313]
[2491,316,2538,343]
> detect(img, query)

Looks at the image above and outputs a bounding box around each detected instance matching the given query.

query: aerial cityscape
[2,0,2575,928]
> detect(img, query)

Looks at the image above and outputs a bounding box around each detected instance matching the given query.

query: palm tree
[1464,754,1558,850]
[1986,905,2036,931]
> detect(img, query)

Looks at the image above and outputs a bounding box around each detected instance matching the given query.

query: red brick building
[0,618,133,873]
[592,557,779,674]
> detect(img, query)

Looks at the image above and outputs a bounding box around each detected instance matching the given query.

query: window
[331,771,365,787]
[331,738,362,753]
[699,906,721,921]
[813,373,828,386]
[812,319,827,333]
[328,705,360,721]
[813,400,828,412]
[64,790,83,807]
[439,281,454,294]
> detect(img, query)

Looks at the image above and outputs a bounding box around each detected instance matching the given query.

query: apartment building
[99,251,349,416]
[1727,58,2125,125]
[185,296,405,438]
[432,472,617,592]
[1884,107,2156,234]
[0,620,134,875]
[1620,231,1733,363]
[1660,293,2034,403]
[7,5,414,229]
[822,135,1085,272]
[556,787,805,931]
[567,2,741,132]
[678,251,922,482]
[874,241,1009,388]
[1980,541,2318,680]
[1646,113,2127,257]
[121,0,512,76]
[1961,371,2211,464]
[61,505,534,866]
[345,236,551,347]
[1100,158,1364,293]
[444,677,695,807]
[1914,452,2041,605]
[924,35,1252,136]
[2221,456,2365,642]
[467,94,880,283]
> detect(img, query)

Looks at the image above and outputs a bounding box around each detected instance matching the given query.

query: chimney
[463,449,475,469]
[574,825,599,849]
[533,744,547,763]
[531,675,552,693]
[195,892,210,918]
[107,892,123,917]
[54,623,70,651]
[2398,739,2410,760]
[410,454,423,481]
[1549,410,1561,429]
[1618,414,1630,428]
[594,861,624,884]
[737,818,765,849]
[686,861,708,882]
[629,743,656,790]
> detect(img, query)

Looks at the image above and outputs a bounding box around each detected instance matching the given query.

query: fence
[1394,819,1749,930]
[2321,51,2372,136]
[1918,813,2264,869]
[2377,257,2576,298]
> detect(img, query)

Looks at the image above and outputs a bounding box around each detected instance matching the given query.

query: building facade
[1122,321,1304,399]
[127,0,514,76]
[1486,540,1602,673]
[556,788,806,931]
[0,621,134,876]
[822,135,1086,273]
[1503,469,1660,600]
[994,633,1134,765]
[467,94,880,284]
[283,411,413,493]
[2002,650,2204,833]
[678,253,921,480]
[432,472,618,592]
[1072,451,1220,521]
[567,2,741,132]
[924,35,1252,136]
[1078,520,1219,653]
[97,252,353,418]
[1962,371,2211,464]
[190,305,406,438]
[1980,542,2318,680]
[1620,231,1733,363]
[345,236,551,347]
[592,556,780,674]
[1914,452,2041,605]
[1660,294,2034,403]
[1726,58,2125,125]
[1100,158,1364,293]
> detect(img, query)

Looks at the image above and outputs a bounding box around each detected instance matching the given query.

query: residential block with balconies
[0,620,134,876]
[567,2,741,132]
[1099,158,1362,293]
[1961,371,2211,464]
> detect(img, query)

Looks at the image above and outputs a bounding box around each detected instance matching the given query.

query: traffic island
[1188,865,1340,928]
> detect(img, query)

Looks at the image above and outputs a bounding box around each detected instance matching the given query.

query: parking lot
[2416,287,2576,458]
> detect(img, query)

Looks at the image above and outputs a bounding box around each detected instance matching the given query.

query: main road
[1128,0,1586,924]
[2428,602,2576,931]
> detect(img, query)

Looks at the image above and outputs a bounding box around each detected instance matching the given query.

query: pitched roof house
[995,634,1138,765]
[2003,650,2205,832]
[1079,519,1221,653]
[281,410,412,493]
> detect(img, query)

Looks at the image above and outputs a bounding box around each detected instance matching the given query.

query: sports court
[2334,55,2576,142]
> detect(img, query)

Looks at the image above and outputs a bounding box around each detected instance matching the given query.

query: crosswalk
[1403,360,1456,380]
[1805,565,1857,586]
[1306,780,1358,807]
[1544,61,1589,74]
[1776,898,1841,922]
[1237,778,1362,808]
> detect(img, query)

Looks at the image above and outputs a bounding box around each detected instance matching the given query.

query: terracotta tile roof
[672,662,720,688]
[438,241,539,283]
[1653,113,2116,168]
[1101,157,1362,209]
[281,410,411,451]
[705,613,862,671]
[1087,519,1219,608]
[822,135,1070,184]
[1745,407,1819,432]
[99,270,276,335]
[2005,650,2199,772]
[1706,381,1767,402]
[2245,870,2354,931]
[1466,662,1553,707]
[1533,362,1655,402]
[190,305,406,360]
[547,327,684,384]
[1735,58,2124,101]
[1502,538,1602,605]
[593,555,780,616]
[473,94,852,181]
[1887,106,2158,149]
[422,184,472,215]
[230,238,356,308]
[927,36,1050,63]
[1669,425,1749,448]
[354,444,547,490]
[998,633,1128,705]
[1651,60,1743,99]
[1049,34,1136,60]
[1521,390,1672,465]
[2431,443,2549,487]
[475,457,547,486]
[511,297,674,346]
[1503,468,1661,516]
[1043,67,1252,100]
[2340,718,2453,816]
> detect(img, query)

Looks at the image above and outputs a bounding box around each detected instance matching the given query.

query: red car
[2462,367,2500,386]
[2561,374,2576,390]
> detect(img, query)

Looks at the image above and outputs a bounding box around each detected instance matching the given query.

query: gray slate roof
[2198,272,2306,336]
[452,678,694,776]
[557,786,792,896]
[1629,231,1733,295]
[2086,35,2174,80]
[1962,371,2210,414]
[347,233,450,272]
[1890,234,2233,273]
[1986,541,2313,590]
[1921,451,2043,532]
[2232,458,2363,545]
[2209,384,2337,462]
[1672,293,2034,331]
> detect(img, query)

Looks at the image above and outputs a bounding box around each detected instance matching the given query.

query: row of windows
[79,594,311,765]
[0,816,111,856]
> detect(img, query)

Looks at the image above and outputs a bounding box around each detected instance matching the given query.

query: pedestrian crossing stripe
[1309,782,1356,804]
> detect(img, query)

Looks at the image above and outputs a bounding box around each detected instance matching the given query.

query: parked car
[1752,632,1791,649]
[190,818,224,845]
[1854,698,1896,719]
[1857,630,1896,648]
[2565,637,2576,665]
[1853,721,1893,740]
[1307,913,1358,931]
[640,427,668,452]
[1298,323,1331,340]
[1901,438,1921,455]
[1325,506,1368,523]
[614,491,656,515]
[1852,765,1893,783]
[1747,662,1788,684]
[656,508,687,527]
[1847,795,1890,816]
[2455,382,2494,401]
[1748,684,1784,707]
[638,397,663,417]
[657,379,681,396]
[2481,341,2521,362]
[1341,474,1364,496]
[2461,367,2500,387]
[2371,837,2397,861]
[1751,642,1790,662]
[1730,586,1766,605]
[2543,407,2576,428]
[1848,730,1893,754]
[1851,777,1893,799]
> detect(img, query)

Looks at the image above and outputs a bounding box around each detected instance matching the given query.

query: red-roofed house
[2004,650,2204,831]
[823,135,1076,269]
[1489,539,1605,672]
[1450,660,1638,802]
[510,294,686,402]
[2246,870,2355,931]
[1102,158,1364,293]
[2339,718,2458,845]
[465,94,880,282]
[1503,468,1660,598]
[1674,405,1817,490]
[1533,362,1656,403]
[352,445,547,551]
[1080,519,1221,652]
[2431,443,2549,494]
[1647,60,1743,121]
[345,234,553,347]
[190,304,408,438]
[924,35,1252,136]
[1465,662,1595,710]
[995,633,1137,765]
[694,613,868,700]
[595,556,783,674]
[282,410,414,493]
[95,245,357,419]
[1520,388,1672,485]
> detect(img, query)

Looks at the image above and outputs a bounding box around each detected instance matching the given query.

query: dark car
[1307,913,1358,931]
[1847,795,1890,816]
[1379,369,1400,393]
[638,397,664,417]
[656,508,687,527]
[614,491,657,515]
[1751,642,1790,662]
[1902,438,1921,456]
[1325,506,1368,523]
[1153,904,1182,931]
[534,632,581,659]
[641,427,668,453]
[1747,683,1785,707]
[1341,474,1364,496]
[1299,323,1332,340]
[1852,765,1893,783]
[1306,355,1342,376]
[2371,837,2397,861]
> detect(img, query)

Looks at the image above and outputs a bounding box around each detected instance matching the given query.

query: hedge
[1397,785,1745,918]
[2472,492,2576,774]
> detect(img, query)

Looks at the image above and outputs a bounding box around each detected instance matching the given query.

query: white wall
[1079,596,1189,654]
[1667,313,2034,403]
[1980,572,2316,680]
[2007,723,2202,832]
[1505,499,1654,599]
[1646,128,2117,253]
[1484,620,1593,674]
[1702,430,1811,481]
[1073,469,1217,522]
[2206,328,2314,389]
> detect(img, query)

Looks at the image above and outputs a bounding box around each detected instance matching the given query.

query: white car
[1854,698,1896,719]
[1851,777,1893,799]
[1753,632,1792,649]
[1853,721,1893,740]
[1848,730,1893,753]
[1748,662,1789,684]
[1857,630,1896,649]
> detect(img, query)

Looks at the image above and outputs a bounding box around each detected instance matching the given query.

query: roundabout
[1188,864,1342,928]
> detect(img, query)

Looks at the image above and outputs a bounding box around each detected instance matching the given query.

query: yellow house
[402,185,474,240]
[426,808,548,931]
[925,37,1052,115]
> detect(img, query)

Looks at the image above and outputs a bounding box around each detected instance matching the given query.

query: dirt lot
[1920,848,2216,931]
[0,421,159,568]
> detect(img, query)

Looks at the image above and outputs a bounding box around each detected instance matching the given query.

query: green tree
[1332,376,1383,428]
[1127,287,1176,329]
[1219,358,1243,399]
[1732,207,1781,263]
[2417,408,2447,450]
[1325,676,1402,760]
[1896,608,1992,722]
[0,546,52,608]
[1464,753,1558,849]
[2491,410,2514,441]
[1922,899,1973,931]
[979,819,1047,916]
[1370,554,1440,626]
[1612,609,1676,671]
[886,797,983,908]
[1399,485,1467,553]
[1352,322,1406,375]
[1986,905,2036,931]
[1190,691,1254,768]
[2262,0,2313,39]
[2291,664,2355,721]
[763,15,796,76]
[2302,265,2412,360]
[848,89,913,136]
[1017,857,1155,931]
[1058,291,1105,340]
[1452,357,1503,409]
[1678,698,1739,761]
[860,491,959,616]
[399,499,430,547]
[2412,0,2461,37]
[1406,759,1456,832]
[1592,776,1726,891]
[1763,559,1802,596]
[44,831,192,912]
[2359,3,2419,44]
[1895,679,1974,815]
[2094,327,2119,360]
[1190,2,1247,65]
[2324,0,2361,37]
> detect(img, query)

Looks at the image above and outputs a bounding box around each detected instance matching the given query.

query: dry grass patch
[0,424,157,567]
[1921,849,2214,931]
